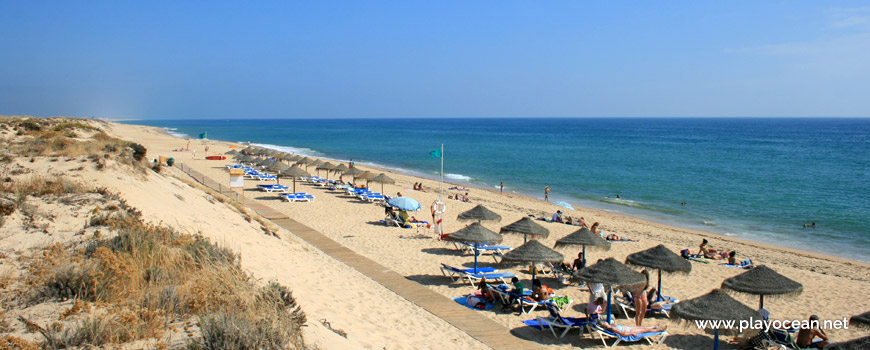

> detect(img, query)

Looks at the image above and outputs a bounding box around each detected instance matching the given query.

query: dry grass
[22,215,306,349]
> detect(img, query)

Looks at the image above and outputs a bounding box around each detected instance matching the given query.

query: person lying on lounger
[599,321,667,337]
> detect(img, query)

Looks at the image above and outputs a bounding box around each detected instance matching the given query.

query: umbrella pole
[657,270,663,301]
[714,329,719,350]
[759,295,764,309]
[581,245,587,269]
[293,178,296,194]
[606,288,613,324]
[474,243,479,274]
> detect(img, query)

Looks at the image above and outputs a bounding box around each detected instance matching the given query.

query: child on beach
[585,296,605,322]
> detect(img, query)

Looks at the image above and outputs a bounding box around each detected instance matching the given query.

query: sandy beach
[88,121,866,349]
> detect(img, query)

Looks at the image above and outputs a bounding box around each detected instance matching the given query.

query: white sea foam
[249,143,322,157]
[445,173,472,181]
[162,128,190,138]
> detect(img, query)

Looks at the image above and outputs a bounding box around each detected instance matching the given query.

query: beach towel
[720,259,753,269]
[454,296,494,310]
[549,296,571,309]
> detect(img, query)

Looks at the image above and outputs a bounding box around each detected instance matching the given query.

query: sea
[122,118,870,262]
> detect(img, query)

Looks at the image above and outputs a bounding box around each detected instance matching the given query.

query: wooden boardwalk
[175,163,545,350]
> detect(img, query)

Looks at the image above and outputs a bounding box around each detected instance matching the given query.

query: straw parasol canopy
[225,149,239,155]
[574,257,646,289]
[446,222,503,244]
[316,162,335,178]
[296,157,314,165]
[500,217,549,243]
[445,222,503,273]
[457,205,502,223]
[823,335,870,350]
[241,146,255,154]
[368,173,395,193]
[626,244,692,301]
[626,244,692,273]
[354,171,375,183]
[278,165,311,193]
[281,154,300,162]
[254,158,273,167]
[672,289,761,349]
[848,311,870,330]
[333,163,349,173]
[574,257,646,323]
[721,265,803,309]
[265,162,290,184]
[500,240,563,281]
[310,159,326,168]
[266,161,290,173]
[555,227,610,269]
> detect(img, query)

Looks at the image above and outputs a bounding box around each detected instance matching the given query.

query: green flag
[429,148,441,158]
[198,132,207,139]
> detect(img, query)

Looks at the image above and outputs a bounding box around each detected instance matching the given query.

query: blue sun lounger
[257,184,289,193]
[439,264,514,286]
[586,322,668,347]
[529,302,590,338]
[280,193,315,202]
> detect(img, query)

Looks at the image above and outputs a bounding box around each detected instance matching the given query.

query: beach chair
[586,322,668,348]
[439,263,497,281]
[490,284,555,314]
[280,193,315,202]
[532,302,589,338]
[613,290,675,318]
[257,184,289,193]
[256,174,277,181]
[439,264,515,286]
[454,242,510,263]
[761,328,814,350]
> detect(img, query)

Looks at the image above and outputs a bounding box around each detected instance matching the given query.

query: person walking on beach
[349,159,354,169]
[500,181,503,193]
[544,186,550,202]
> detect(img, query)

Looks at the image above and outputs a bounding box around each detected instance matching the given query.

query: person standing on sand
[500,181,503,193]
[349,159,354,169]
[192,149,196,160]
[544,186,550,202]
[205,145,209,157]
[186,139,190,150]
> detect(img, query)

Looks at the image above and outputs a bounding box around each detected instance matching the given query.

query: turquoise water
[124,118,870,262]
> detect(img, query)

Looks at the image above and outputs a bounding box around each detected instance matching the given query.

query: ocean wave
[553,201,575,210]
[249,143,322,157]
[445,173,472,181]
[164,128,190,138]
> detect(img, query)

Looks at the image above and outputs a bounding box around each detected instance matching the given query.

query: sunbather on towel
[699,239,732,259]
[727,251,755,268]
[591,222,635,241]
[599,322,667,337]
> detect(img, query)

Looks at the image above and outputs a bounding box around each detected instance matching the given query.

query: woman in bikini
[633,270,651,326]
[600,322,667,337]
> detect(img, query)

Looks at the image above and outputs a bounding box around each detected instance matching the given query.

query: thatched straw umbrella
[445,222,503,273]
[281,154,300,163]
[500,240,563,281]
[625,244,692,301]
[354,171,375,185]
[457,205,502,223]
[849,311,870,330]
[721,265,802,309]
[254,158,273,167]
[332,164,349,179]
[368,173,395,194]
[235,154,254,163]
[266,162,290,184]
[824,335,870,349]
[316,162,335,179]
[225,149,239,156]
[279,165,311,193]
[574,258,646,323]
[343,167,364,182]
[671,289,761,350]
[500,217,549,243]
[555,227,610,269]
[296,157,315,169]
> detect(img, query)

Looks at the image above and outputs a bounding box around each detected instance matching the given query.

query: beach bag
[467,295,486,309]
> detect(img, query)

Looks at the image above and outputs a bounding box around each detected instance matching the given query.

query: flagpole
[439,144,444,203]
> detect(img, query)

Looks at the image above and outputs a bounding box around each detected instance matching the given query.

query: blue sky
[1,1,868,119]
